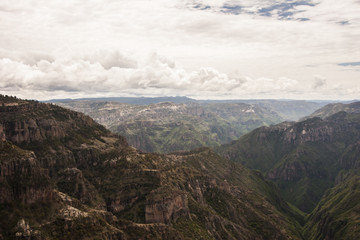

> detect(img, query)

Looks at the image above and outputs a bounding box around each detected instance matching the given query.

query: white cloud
[313,75,327,89]
[1,52,356,100]
[0,0,359,100]
[84,51,138,69]
[1,54,246,97]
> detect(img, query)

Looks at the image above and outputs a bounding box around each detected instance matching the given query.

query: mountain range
[0,95,303,239]
[54,98,326,153]
[1,95,360,239]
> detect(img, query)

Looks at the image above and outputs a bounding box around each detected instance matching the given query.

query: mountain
[304,101,360,120]
[198,99,327,121]
[0,95,303,239]
[249,100,326,121]
[52,97,326,121]
[55,100,283,153]
[217,107,360,213]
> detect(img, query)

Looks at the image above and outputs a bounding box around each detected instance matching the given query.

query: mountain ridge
[303,101,360,120]
[216,103,360,213]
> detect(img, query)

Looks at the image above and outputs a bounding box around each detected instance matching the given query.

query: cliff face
[56,167,106,209]
[3,118,66,144]
[145,187,189,224]
[0,141,53,205]
[0,125,6,142]
[105,168,161,216]
[339,141,360,169]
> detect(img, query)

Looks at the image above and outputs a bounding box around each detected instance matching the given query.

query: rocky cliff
[0,141,53,205]
[145,187,189,224]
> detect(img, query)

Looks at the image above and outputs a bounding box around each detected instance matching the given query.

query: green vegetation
[304,176,360,239]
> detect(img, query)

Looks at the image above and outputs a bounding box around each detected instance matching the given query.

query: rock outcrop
[56,168,106,209]
[0,142,53,205]
[14,219,40,240]
[0,124,6,142]
[145,187,189,224]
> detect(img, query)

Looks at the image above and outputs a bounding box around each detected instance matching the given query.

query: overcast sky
[0,0,359,100]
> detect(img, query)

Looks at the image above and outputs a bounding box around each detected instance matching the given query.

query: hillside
[217,108,360,213]
[56,100,283,153]
[0,95,303,239]
[304,175,360,239]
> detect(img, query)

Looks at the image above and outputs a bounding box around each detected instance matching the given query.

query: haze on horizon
[0,0,359,101]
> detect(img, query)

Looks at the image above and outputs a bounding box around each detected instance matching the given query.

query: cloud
[313,75,327,89]
[1,52,359,100]
[85,51,138,69]
[0,0,359,100]
[338,62,360,67]
[186,0,319,20]
[0,52,309,100]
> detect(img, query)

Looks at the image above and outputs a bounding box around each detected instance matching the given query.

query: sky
[0,0,359,100]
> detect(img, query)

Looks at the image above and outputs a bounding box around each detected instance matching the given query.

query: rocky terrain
[0,95,304,239]
[55,99,323,153]
[217,102,360,215]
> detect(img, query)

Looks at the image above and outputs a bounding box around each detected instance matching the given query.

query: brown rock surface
[0,142,53,205]
[145,187,189,224]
